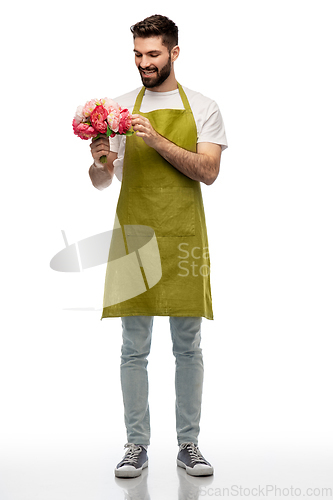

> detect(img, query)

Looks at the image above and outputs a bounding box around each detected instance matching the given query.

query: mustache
[139,66,157,72]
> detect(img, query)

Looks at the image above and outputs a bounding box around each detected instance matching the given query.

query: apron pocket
[128,187,195,237]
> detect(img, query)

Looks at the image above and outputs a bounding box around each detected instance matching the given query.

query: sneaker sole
[177,459,214,476]
[115,460,148,478]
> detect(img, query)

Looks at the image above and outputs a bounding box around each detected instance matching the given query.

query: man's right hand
[90,135,111,169]
[88,135,118,189]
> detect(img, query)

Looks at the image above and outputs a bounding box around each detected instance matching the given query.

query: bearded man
[89,14,228,478]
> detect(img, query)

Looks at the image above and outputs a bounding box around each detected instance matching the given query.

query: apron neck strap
[132,82,191,114]
[132,86,145,114]
[177,82,191,112]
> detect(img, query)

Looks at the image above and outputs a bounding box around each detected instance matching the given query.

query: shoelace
[121,443,142,465]
[179,442,208,465]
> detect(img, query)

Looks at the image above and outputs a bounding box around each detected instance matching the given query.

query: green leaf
[106,125,112,137]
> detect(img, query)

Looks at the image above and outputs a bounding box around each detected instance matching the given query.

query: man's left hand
[131,114,161,148]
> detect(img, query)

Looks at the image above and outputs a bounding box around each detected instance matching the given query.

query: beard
[139,53,172,89]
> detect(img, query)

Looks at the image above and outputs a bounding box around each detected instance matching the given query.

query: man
[89,15,228,478]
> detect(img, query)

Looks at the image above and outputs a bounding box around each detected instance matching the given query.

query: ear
[171,45,180,62]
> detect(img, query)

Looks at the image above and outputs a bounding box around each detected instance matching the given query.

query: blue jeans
[120,316,204,446]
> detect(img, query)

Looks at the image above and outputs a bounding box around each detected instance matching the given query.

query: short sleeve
[197,101,228,151]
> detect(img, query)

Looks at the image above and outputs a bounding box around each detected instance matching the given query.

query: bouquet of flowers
[72,97,134,163]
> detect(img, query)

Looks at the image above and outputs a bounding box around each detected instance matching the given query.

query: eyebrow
[133,50,162,55]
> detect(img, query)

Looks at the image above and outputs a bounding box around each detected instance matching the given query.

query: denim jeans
[120,316,204,446]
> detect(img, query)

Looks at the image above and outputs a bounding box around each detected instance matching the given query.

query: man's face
[134,36,172,89]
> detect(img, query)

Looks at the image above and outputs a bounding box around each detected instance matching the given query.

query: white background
[1,0,332,498]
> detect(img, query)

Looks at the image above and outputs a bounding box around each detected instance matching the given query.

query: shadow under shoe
[115,467,150,499]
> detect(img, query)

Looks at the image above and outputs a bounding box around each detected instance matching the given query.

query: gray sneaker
[177,442,214,476]
[115,443,149,478]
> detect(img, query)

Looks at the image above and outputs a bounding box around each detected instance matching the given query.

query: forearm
[132,114,222,185]
[153,135,218,185]
[89,138,117,190]
[88,161,113,190]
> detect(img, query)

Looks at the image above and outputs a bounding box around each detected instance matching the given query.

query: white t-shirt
[110,86,228,182]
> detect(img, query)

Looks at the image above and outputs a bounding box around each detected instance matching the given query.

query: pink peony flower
[72,118,98,140]
[82,98,99,118]
[118,108,132,134]
[107,108,121,133]
[100,97,119,113]
[74,104,85,124]
[90,105,108,134]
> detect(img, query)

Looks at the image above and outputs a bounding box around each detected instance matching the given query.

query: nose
[140,56,152,68]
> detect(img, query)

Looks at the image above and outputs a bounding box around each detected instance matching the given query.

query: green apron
[101,82,213,320]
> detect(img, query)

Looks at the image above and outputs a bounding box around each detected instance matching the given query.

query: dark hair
[130,14,178,52]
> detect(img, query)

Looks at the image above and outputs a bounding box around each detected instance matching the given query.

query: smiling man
[89,15,228,478]
[136,38,173,89]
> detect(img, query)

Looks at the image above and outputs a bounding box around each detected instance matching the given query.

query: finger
[131,119,143,127]
[91,136,109,143]
[92,145,109,152]
[92,148,110,158]
[92,151,110,161]
[132,123,144,131]
[91,141,110,150]
[90,138,109,149]
[131,115,147,124]
[93,149,110,156]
